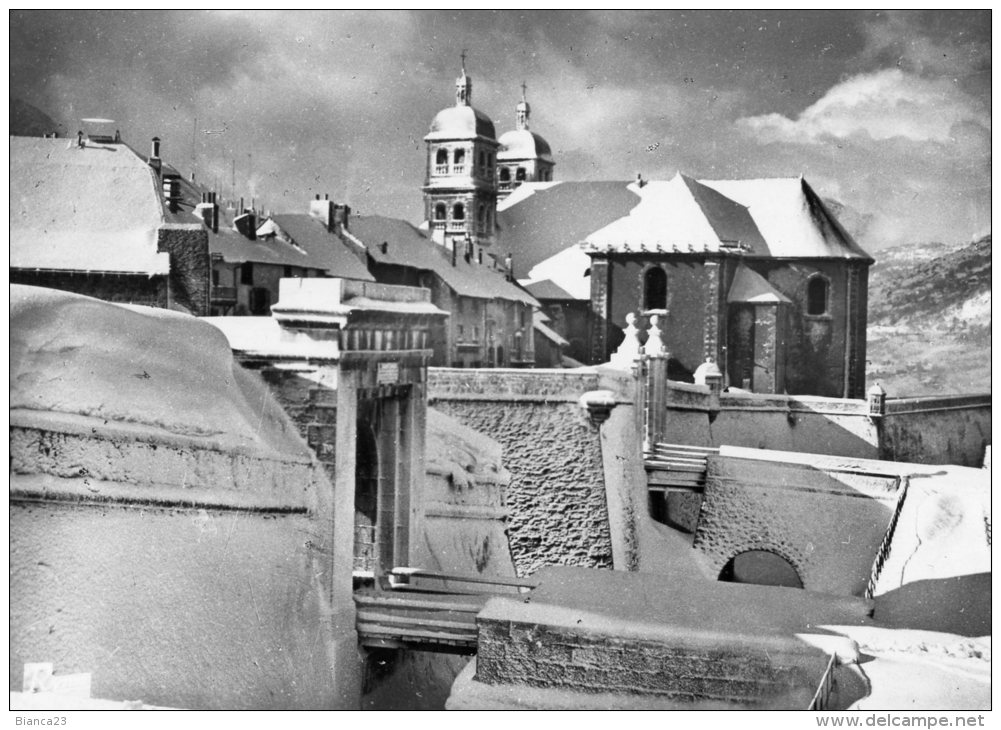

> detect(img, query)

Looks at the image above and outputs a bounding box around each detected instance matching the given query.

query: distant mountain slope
[866,236,991,396]
[10,98,62,137]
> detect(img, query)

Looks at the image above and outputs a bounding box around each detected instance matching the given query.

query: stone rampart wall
[692,454,900,595]
[428,369,613,575]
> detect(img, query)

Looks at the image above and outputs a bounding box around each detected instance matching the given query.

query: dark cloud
[9,10,990,245]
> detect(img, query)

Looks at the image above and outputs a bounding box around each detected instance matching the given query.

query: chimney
[308,195,336,231]
[195,191,219,233]
[76,130,84,148]
[451,240,457,267]
[234,209,257,240]
[380,241,389,254]
[464,236,474,263]
[334,203,350,233]
[504,252,513,281]
[148,137,162,174]
[636,172,646,189]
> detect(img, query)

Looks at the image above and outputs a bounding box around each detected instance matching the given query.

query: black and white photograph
[8,9,991,719]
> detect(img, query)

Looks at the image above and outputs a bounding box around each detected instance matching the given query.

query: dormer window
[806,274,829,316]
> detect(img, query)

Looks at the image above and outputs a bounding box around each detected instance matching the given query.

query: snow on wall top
[10,136,170,274]
[10,285,311,458]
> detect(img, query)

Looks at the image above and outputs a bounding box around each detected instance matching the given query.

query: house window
[212,269,220,286]
[284,265,293,278]
[434,203,447,220]
[453,203,465,221]
[807,275,829,316]
[643,266,667,310]
[499,167,511,182]
[436,149,448,165]
[240,263,254,286]
[457,324,464,340]
[515,167,527,182]
[453,148,465,165]
[478,150,485,171]
[478,203,486,231]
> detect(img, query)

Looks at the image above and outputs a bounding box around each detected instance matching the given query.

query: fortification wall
[692,451,900,595]
[655,381,989,465]
[9,417,337,709]
[428,369,614,575]
[880,395,992,467]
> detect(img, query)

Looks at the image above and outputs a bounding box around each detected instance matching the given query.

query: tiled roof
[523,278,576,301]
[265,214,374,281]
[495,181,642,280]
[346,215,538,306]
[10,136,169,274]
[533,311,569,346]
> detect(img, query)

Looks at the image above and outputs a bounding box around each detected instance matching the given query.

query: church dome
[426,105,496,141]
[498,128,553,162]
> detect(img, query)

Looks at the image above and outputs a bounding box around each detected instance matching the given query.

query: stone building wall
[880,395,992,467]
[158,224,210,316]
[428,368,613,575]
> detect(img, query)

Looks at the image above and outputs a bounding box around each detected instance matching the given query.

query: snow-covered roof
[727,266,792,304]
[347,215,538,306]
[10,285,311,457]
[9,136,170,275]
[584,174,871,261]
[701,177,873,260]
[533,311,569,346]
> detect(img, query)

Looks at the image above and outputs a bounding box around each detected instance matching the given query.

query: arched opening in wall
[434,203,446,221]
[719,550,803,588]
[515,167,527,182]
[499,167,511,182]
[453,148,466,166]
[807,275,829,316]
[435,148,448,165]
[643,266,668,311]
[452,203,465,221]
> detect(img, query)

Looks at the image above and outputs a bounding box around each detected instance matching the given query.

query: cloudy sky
[10,10,991,248]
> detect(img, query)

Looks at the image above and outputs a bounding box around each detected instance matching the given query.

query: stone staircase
[645,443,718,492]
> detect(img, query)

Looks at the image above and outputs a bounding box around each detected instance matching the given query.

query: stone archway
[718,548,804,589]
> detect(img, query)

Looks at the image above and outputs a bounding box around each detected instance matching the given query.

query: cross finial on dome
[455,50,473,106]
[515,81,531,130]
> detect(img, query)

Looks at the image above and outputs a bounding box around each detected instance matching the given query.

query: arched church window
[807,275,829,316]
[499,167,511,182]
[644,266,667,310]
[434,203,446,221]
[453,203,465,220]
[515,167,527,182]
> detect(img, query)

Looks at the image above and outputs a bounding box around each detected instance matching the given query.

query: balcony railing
[433,164,449,175]
[451,165,467,175]
[447,220,466,232]
[210,286,237,303]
